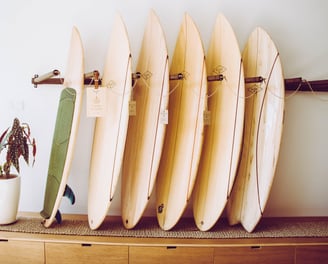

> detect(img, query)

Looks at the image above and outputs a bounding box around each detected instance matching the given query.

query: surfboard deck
[226,27,285,233]
[156,13,207,231]
[192,14,245,231]
[40,27,84,228]
[87,14,132,230]
[121,10,169,229]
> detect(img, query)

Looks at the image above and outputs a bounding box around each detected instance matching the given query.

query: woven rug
[1,216,328,239]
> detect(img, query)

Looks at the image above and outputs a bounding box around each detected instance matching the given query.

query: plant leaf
[22,137,29,165]
[0,127,9,144]
[32,138,36,166]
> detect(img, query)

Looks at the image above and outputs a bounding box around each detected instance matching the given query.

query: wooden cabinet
[0,240,44,264]
[213,246,295,264]
[3,239,328,264]
[45,243,128,264]
[129,246,214,264]
[1,238,328,264]
[295,245,328,264]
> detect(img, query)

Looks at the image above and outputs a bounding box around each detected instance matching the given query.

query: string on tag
[130,77,138,99]
[167,79,180,97]
[207,82,221,99]
[303,79,328,102]
[207,65,227,99]
[188,63,209,101]
[221,75,256,100]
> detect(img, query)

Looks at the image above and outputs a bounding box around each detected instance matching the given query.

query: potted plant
[0,117,36,224]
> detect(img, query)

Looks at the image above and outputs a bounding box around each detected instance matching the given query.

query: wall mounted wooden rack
[31,69,328,92]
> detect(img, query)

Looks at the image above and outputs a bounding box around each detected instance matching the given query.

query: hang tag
[160,109,168,124]
[86,86,107,117]
[129,101,137,116]
[203,110,211,125]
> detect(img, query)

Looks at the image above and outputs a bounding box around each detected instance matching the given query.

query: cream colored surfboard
[41,27,84,227]
[121,10,169,229]
[156,13,207,231]
[88,15,132,230]
[226,27,285,232]
[192,14,245,231]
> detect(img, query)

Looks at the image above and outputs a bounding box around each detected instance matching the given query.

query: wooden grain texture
[295,246,328,264]
[45,243,128,264]
[156,13,207,231]
[88,14,132,230]
[193,13,245,231]
[214,246,294,264]
[130,246,213,264]
[121,10,169,229]
[0,240,44,264]
[42,26,84,228]
[226,27,285,232]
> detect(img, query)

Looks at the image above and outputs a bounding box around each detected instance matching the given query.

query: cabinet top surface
[0,213,327,247]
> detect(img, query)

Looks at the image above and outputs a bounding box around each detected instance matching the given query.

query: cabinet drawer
[0,240,44,264]
[296,245,328,264]
[214,246,295,264]
[45,243,128,264]
[129,246,213,264]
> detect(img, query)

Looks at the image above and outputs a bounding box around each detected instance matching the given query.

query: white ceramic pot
[0,175,20,225]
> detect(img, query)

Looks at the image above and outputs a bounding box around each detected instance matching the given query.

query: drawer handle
[167,246,177,250]
[251,246,261,249]
[0,239,8,242]
[81,243,92,247]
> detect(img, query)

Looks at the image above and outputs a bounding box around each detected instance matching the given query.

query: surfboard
[156,13,207,231]
[121,10,169,229]
[40,26,84,227]
[226,27,285,232]
[192,14,245,231]
[87,14,132,230]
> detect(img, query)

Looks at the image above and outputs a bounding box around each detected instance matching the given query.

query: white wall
[0,0,327,218]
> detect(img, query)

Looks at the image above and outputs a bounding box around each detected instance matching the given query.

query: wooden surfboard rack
[32,70,101,88]
[32,69,328,92]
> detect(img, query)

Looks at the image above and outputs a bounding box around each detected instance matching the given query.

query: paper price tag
[203,110,211,125]
[86,87,107,117]
[129,101,137,116]
[160,109,168,124]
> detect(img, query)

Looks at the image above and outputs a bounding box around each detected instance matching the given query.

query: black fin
[55,210,62,224]
[63,184,76,205]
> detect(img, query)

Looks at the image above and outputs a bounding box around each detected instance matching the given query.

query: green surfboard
[40,88,76,221]
[40,27,84,227]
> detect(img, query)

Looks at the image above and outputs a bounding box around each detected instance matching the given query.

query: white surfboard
[88,14,132,230]
[226,27,285,232]
[121,10,169,229]
[193,14,245,231]
[156,13,207,231]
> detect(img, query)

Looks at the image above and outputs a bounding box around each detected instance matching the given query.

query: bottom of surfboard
[227,208,263,233]
[88,216,107,230]
[40,184,76,228]
[41,210,61,228]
